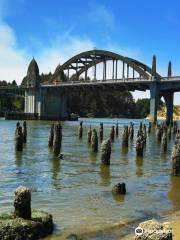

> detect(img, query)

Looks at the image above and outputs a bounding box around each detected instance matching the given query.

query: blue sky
[0,0,180,103]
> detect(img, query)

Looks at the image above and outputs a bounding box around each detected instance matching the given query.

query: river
[0,118,179,239]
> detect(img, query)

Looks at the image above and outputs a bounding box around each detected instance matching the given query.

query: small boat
[69,113,78,121]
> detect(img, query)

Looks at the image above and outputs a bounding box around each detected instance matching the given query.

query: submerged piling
[112,183,126,195]
[14,186,31,219]
[78,121,83,138]
[122,126,129,147]
[115,123,119,136]
[101,139,111,165]
[15,125,23,151]
[48,123,54,147]
[53,123,62,156]
[91,129,98,152]
[129,122,134,140]
[156,125,162,142]
[172,139,180,176]
[148,122,151,133]
[22,121,27,143]
[99,123,103,141]
[87,126,92,144]
[167,126,172,140]
[136,136,144,157]
[161,130,167,152]
[110,126,115,142]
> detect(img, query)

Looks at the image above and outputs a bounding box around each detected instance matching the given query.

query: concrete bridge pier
[163,91,174,125]
[40,88,69,120]
[149,82,160,124]
[24,58,69,120]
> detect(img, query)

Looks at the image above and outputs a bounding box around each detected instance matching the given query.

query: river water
[0,118,180,239]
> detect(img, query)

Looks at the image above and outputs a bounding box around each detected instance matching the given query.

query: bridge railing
[161,76,180,81]
[42,77,153,86]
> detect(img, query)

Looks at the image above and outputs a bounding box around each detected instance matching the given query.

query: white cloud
[37,37,95,74]
[0,5,180,104]
[88,3,115,30]
[0,21,29,83]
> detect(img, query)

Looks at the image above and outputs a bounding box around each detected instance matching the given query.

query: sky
[0,0,180,103]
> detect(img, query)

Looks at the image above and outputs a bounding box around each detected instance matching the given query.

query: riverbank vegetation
[0,80,24,112]
[68,89,151,118]
[0,78,163,118]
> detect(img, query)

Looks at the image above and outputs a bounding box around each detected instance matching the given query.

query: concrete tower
[24,58,41,116]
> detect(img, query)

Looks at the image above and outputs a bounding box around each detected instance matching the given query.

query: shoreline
[46,210,180,239]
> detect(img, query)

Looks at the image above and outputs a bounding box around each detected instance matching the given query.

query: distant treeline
[0,75,157,118]
[67,89,151,118]
[0,80,24,112]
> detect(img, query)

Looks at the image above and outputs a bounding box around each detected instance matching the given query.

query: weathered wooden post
[115,123,119,136]
[172,140,180,176]
[122,126,129,147]
[173,121,178,134]
[15,122,20,135]
[91,129,98,152]
[15,125,23,151]
[167,126,172,140]
[148,122,151,133]
[156,125,162,142]
[136,136,144,157]
[161,130,167,152]
[110,126,115,142]
[143,124,147,144]
[78,121,83,138]
[99,123,103,141]
[129,122,134,140]
[14,186,31,219]
[101,139,111,165]
[22,121,27,143]
[139,121,143,135]
[53,123,62,156]
[112,183,126,195]
[87,125,92,144]
[48,123,54,147]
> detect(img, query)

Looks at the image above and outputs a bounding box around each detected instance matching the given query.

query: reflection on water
[135,156,143,177]
[0,118,179,239]
[168,176,180,210]
[99,165,111,186]
[15,151,23,167]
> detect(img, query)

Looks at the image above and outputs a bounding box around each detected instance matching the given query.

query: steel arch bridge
[2,49,180,123]
[52,49,161,82]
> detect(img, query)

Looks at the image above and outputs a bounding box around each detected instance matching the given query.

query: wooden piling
[48,123,54,147]
[53,123,62,156]
[99,123,103,141]
[87,126,92,144]
[78,121,83,139]
[110,126,115,142]
[15,125,23,151]
[91,129,98,152]
[122,126,129,147]
[101,139,111,165]
[22,121,27,143]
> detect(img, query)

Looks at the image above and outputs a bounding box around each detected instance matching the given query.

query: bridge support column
[24,87,41,117]
[163,91,174,125]
[149,83,160,124]
[40,88,69,120]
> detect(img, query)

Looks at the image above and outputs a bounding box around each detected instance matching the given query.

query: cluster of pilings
[48,122,62,156]
[172,125,180,176]
[15,121,27,151]
[136,122,147,157]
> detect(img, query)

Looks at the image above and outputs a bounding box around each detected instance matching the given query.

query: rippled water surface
[0,118,180,239]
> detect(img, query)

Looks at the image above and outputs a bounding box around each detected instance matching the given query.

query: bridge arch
[52,50,161,82]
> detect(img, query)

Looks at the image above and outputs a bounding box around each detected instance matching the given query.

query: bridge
[1,49,180,123]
